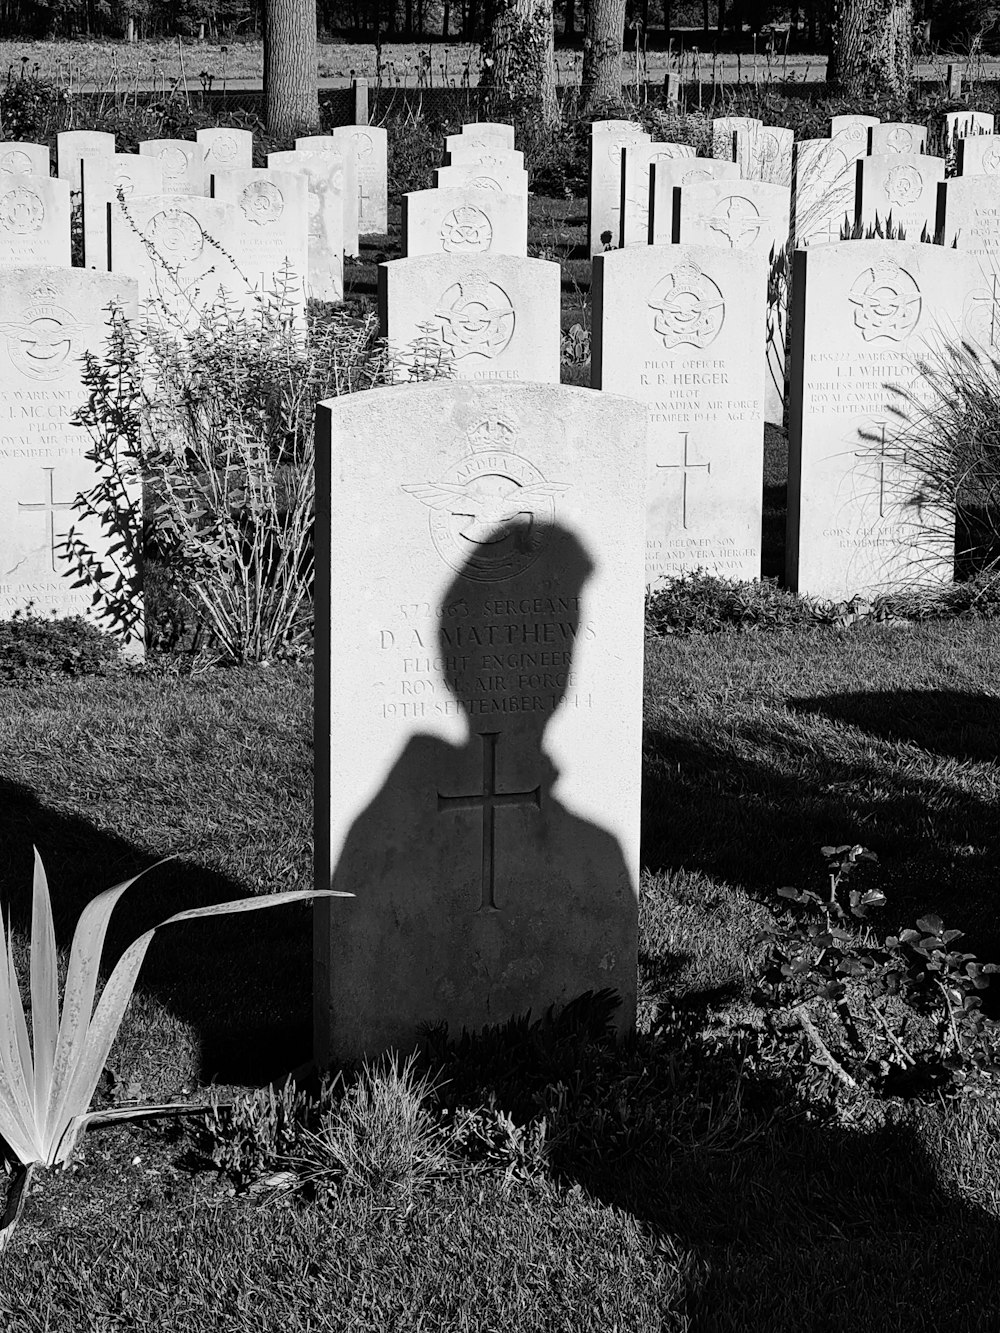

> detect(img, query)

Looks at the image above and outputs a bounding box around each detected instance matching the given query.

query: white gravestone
[459,122,516,148]
[943,111,995,144]
[869,123,927,156]
[436,163,528,197]
[937,175,1000,358]
[592,245,767,585]
[314,380,646,1064]
[268,149,345,303]
[1,142,50,181]
[648,159,740,244]
[197,127,254,171]
[756,126,794,186]
[956,135,1000,176]
[109,194,307,327]
[294,136,360,258]
[830,115,880,140]
[445,144,525,171]
[56,130,115,195]
[138,139,208,196]
[81,152,163,271]
[855,153,944,240]
[332,125,388,235]
[786,242,969,599]
[588,125,650,257]
[197,169,310,302]
[673,180,791,426]
[620,142,697,247]
[711,116,761,165]
[791,139,859,247]
[378,254,560,384]
[402,188,526,259]
[0,176,71,267]
[0,265,140,637]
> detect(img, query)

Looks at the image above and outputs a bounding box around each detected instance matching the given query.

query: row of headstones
[0,125,391,308]
[1,234,986,638]
[589,110,1000,259]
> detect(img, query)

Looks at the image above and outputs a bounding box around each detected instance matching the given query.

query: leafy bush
[757,845,1000,1102]
[0,609,121,683]
[644,569,1000,637]
[74,263,392,662]
[0,60,59,141]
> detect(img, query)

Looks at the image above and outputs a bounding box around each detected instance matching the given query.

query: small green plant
[756,845,1000,1102]
[0,849,347,1247]
[0,609,121,683]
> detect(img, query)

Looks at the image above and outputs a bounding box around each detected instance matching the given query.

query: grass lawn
[0,619,999,1329]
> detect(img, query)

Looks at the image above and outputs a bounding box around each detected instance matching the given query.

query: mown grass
[0,620,998,1328]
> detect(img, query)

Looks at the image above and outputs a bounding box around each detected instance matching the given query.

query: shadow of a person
[320,524,637,1065]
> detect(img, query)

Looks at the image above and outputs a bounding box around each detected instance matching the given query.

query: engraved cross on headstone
[656,431,711,530]
[437,730,541,913]
[855,420,909,518]
[17,468,75,572]
[970,274,1000,349]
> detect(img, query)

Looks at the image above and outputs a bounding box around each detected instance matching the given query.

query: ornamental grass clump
[0,850,346,1247]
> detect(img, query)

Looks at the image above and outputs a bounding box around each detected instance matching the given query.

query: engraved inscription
[848,261,922,341]
[853,420,910,518]
[655,431,711,529]
[0,150,32,175]
[437,731,541,913]
[883,165,923,207]
[965,274,1000,348]
[157,145,190,180]
[0,281,81,381]
[648,262,725,349]
[148,208,205,265]
[402,416,569,581]
[440,206,493,254]
[0,187,45,234]
[17,467,75,572]
[886,127,915,153]
[209,133,239,163]
[240,180,284,226]
[707,195,764,247]
[435,273,515,360]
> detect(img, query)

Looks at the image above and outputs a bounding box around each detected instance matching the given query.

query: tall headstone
[937,175,1000,357]
[855,153,944,240]
[402,188,526,258]
[295,136,360,257]
[791,139,857,247]
[109,194,307,326]
[592,245,767,584]
[81,153,163,271]
[786,242,967,599]
[0,265,140,637]
[620,142,697,246]
[956,134,1000,176]
[869,122,927,156]
[649,159,739,244]
[198,168,309,300]
[673,181,791,425]
[378,254,560,383]
[138,139,208,196]
[56,130,115,194]
[0,142,50,181]
[436,163,529,198]
[332,125,388,235]
[314,380,646,1063]
[459,122,516,148]
[197,127,254,171]
[446,144,525,171]
[756,126,794,187]
[711,116,761,163]
[588,124,650,256]
[268,149,345,302]
[0,176,71,266]
[830,114,880,141]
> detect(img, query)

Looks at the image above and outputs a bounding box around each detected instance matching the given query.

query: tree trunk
[480,0,558,127]
[564,0,574,38]
[582,0,626,110]
[827,0,913,100]
[443,0,450,36]
[264,0,320,135]
[702,0,709,37]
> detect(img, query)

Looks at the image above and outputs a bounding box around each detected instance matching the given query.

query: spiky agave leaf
[0,909,38,1166]
[46,886,347,1166]
[29,851,59,1137]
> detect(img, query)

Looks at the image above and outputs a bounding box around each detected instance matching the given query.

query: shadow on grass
[790,689,1000,764]
[640,696,1000,956]
[0,778,313,1088]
